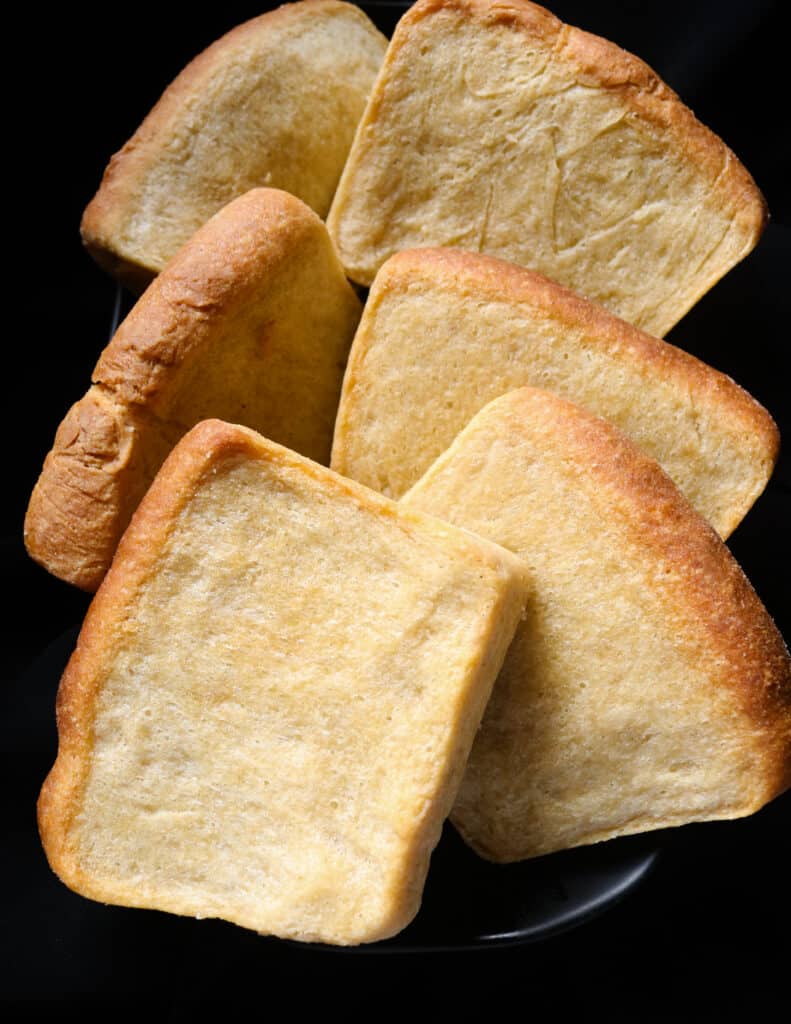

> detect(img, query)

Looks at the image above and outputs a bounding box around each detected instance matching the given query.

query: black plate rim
[294,844,661,954]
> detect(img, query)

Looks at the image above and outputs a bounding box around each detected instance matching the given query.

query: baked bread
[25,188,362,592]
[81,0,388,290]
[37,419,529,945]
[327,0,767,337]
[331,247,778,539]
[402,387,791,862]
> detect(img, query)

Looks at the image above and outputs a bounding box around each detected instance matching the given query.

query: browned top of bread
[332,246,777,538]
[81,0,388,290]
[38,419,529,944]
[402,387,791,861]
[26,188,361,591]
[327,0,767,336]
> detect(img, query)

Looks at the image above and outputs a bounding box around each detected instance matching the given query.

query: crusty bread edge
[24,387,148,593]
[92,187,349,406]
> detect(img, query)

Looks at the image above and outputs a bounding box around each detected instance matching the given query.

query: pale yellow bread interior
[331,247,777,539]
[25,188,362,592]
[327,0,767,337]
[38,420,529,944]
[401,387,791,862]
[81,0,388,290]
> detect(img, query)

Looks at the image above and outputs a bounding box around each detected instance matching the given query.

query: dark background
[5,0,789,1014]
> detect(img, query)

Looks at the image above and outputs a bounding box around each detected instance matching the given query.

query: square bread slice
[402,387,791,862]
[81,0,388,290]
[37,419,529,945]
[331,248,778,539]
[326,0,767,337]
[25,187,362,592]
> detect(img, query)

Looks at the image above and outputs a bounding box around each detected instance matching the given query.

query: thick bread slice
[37,419,529,945]
[327,0,767,337]
[26,188,362,591]
[81,0,387,290]
[331,248,778,539]
[402,387,791,862]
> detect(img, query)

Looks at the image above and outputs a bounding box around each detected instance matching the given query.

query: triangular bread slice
[26,188,362,592]
[402,387,791,862]
[81,0,387,291]
[327,0,767,337]
[331,247,777,539]
[38,419,529,945]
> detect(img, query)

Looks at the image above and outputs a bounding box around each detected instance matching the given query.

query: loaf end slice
[26,187,361,591]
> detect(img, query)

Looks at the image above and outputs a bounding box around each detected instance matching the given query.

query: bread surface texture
[402,387,791,861]
[331,247,778,538]
[81,0,388,288]
[327,0,767,336]
[38,420,529,944]
[25,188,361,591]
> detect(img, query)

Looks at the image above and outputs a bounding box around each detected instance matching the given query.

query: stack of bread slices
[26,0,790,946]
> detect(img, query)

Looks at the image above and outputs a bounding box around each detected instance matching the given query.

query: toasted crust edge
[92,188,341,404]
[24,388,146,592]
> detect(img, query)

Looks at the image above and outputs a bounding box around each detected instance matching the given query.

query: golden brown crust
[81,1,387,283]
[22,389,169,592]
[502,388,791,798]
[27,188,362,591]
[93,188,324,407]
[24,391,123,592]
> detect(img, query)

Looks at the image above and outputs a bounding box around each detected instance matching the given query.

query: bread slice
[402,387,791,862]
[37,419,529,945]
[327,0,767,337]
[25,188,362,592]
[81,0,387,290]
[331,247,777,539]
